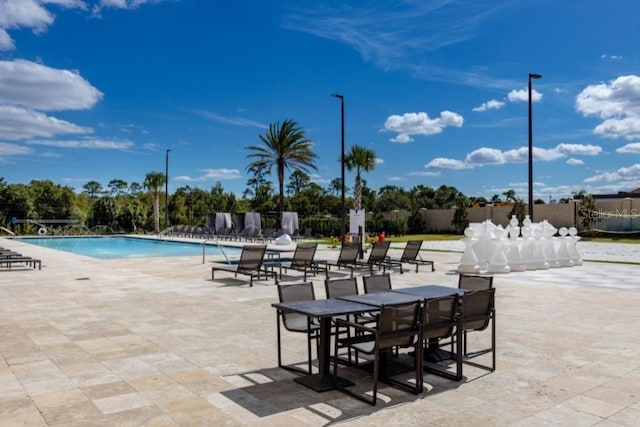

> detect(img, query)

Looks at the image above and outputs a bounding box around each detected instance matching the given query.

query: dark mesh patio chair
[363,273,392,294]
[324,277,362,365]
[459,288,496,373]
[458,274,494,291]
[324,277,359,299]
[325,243,360,278]
[279,242,327,281]
[386,240,435,273]
[276,282,320,375]
[211,244,277,286]
[421,294,462,381]
[333,302,423,405]
[355,240,392,274]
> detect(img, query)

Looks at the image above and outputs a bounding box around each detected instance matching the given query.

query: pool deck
[1,237,640,426]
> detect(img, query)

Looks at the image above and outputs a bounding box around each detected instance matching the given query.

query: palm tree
[344,145,376,211]
[246,119,318,217]
[144,171,166,233]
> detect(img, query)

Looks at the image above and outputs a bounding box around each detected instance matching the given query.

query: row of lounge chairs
[169,225,312,243]
[209,240,435,286]
[0,246,42,270]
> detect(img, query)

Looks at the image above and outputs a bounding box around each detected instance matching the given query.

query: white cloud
[375,158,384,164]
[175,168,243,182]
[0,105,92,140]
[616,142,640,154]
[388,176,406,181]
[0,0,87,51]
[472,99,505,112]
[92,0,171,17]
[25,138,133,150]
[465,147,504,165]
[576,75,640,139]
[0,142,34,156]
[601,54,623,60]
[192,109,267,129]
[383,111,463,143]
[507,88,543,103]
[409,171,441,177]
[0,28,14,50]
[566,158,584,165]
[555,143,602,156]
[425,158,470,169]
[584,163,640,184]
[427,142,597,170]
[0,60,103,111]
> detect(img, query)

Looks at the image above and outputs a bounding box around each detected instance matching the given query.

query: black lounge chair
[324,244,360,278]
[278,242,327,281]
[0,256,42,270]
[355,240,393,273]
[210,244,277,286]
[386,240,435,273]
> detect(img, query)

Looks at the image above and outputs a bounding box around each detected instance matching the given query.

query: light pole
[331,93,346,248]
[528,73,542,220]
[165,149,171,229]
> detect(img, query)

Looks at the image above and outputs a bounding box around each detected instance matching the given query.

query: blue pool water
[17,236,242,260]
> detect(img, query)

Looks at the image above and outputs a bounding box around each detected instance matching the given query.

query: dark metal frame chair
[276,282,320,375]
[385,240,435,273]
[362,273,392,294]
[458,274,494,291]
[279,242,327,281]
[325,243,360,278]
[421,294,462,381]
[355,240,393,273]
[333,302,423,405]
[211,244,277,286]
[459,288,496,373]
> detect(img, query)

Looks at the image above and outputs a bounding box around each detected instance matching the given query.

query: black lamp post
[528,73,542,220]
[165,148,171,229]
[331,93,346,248]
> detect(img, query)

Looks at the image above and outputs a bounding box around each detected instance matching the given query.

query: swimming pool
[16,236,242,260]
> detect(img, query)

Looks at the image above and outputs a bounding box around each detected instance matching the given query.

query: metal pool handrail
[203,240,231,264]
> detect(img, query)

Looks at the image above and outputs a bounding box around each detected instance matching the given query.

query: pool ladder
[202,240,231,264]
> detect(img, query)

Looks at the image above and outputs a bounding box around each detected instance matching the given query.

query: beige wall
[419,200,631,233]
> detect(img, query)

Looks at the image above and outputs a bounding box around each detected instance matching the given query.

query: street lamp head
[529,73,542,80]
[331,93,343,100]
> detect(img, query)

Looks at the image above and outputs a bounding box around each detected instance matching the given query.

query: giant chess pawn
[543,220,561,268]
[531,226,549,270]
[487,226,511,274]
[458,227,481,273]
[568,226,583,266]
[521,224,536,270]
[557,226,574,267]
[507,221,525,272]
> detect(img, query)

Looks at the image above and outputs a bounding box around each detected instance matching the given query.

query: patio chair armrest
[335,318,376,333]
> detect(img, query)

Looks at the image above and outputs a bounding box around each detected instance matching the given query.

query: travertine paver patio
[1,237,639,426]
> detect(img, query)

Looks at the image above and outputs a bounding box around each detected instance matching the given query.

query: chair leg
[277,312,283,368]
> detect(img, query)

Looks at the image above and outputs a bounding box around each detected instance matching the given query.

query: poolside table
[272,298,378,392]
[392,284,464,299]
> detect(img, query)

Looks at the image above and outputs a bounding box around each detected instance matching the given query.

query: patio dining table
[272,298,378,392]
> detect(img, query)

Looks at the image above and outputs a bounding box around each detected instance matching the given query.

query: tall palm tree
[144,171,166,233]
[344,145,376,211]
[246,119,318,217]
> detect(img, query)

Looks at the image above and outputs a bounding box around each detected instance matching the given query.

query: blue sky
[1,0,640,202]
